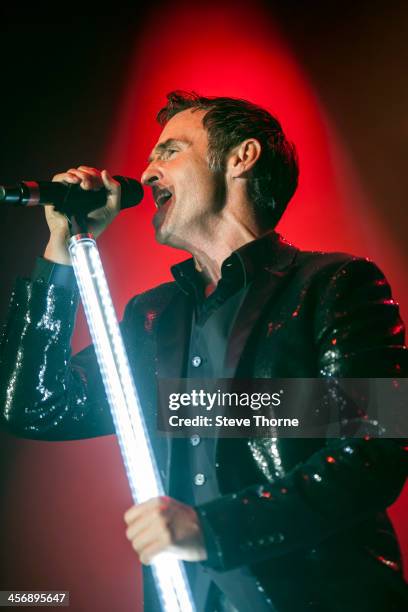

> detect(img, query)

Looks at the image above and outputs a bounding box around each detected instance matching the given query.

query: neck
[189,211,266,290]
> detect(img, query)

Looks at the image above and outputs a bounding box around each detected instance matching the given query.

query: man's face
[141,109,225,248]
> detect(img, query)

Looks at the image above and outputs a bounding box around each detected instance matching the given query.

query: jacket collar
[170,230,295,298]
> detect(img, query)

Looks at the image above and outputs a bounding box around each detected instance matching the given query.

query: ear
[227,139,262,178]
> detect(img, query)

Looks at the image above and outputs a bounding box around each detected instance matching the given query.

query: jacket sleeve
[0,277,118,440]
[195,258,408,571]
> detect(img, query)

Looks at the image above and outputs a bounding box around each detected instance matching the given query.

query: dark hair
[157,90,299,227]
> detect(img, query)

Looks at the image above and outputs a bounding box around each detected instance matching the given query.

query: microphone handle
[38,181,110,217]
[0,176,142,217]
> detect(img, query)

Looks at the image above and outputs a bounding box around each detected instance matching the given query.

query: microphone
[0,176,144,217]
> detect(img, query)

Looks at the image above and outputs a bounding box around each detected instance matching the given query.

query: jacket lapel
[225,235,298,375]
[155,289,193,491]
[156,289,193,378]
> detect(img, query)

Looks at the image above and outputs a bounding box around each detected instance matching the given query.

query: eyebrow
[147,138,191,163]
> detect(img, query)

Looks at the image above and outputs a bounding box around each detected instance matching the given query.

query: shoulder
[301,251,402,342]
[293,248,390,293]
[273,233,386,285]
[296,248,381,277]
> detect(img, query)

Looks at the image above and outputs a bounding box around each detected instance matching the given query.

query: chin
[153,219,169,243]
[154,225,175,247]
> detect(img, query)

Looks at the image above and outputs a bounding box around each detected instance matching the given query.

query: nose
[141,161,163,186]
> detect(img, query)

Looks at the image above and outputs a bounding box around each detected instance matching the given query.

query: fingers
[52,172,81,185]
[123,497,207,565]
[125,510,155,541]
[101,169,120,195]
[66,168,102,191]
[51,166,121,221]
[124,497,170,525]
[51,166,112,192]
[44,165,121,242]
[140,541,170,566]
[127,522,172,566]
[124,497,173,565]
[125,500,171,542]
[77,165,99,174]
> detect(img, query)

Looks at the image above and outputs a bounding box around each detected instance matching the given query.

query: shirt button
[192,355,202,367]
[194,473,206,486]
[190,434,201,446]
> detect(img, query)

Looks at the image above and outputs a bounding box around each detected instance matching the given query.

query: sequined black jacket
[1,233,407,611]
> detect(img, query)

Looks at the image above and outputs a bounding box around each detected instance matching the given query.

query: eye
[163,148,178,159]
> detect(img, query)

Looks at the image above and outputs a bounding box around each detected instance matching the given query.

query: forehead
[156,108,208,146]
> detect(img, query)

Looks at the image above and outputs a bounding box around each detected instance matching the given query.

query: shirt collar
[171,230,282,299]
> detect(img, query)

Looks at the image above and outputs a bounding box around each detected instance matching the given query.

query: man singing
[1,92,407,611]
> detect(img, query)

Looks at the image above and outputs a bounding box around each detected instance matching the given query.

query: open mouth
[153,187,173,209]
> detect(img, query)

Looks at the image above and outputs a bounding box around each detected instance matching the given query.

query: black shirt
[170,239,275,612]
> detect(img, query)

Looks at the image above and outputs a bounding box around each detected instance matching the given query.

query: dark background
[1,2,407,610]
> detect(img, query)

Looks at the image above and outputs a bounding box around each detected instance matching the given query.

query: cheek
[172,159,220,204]
[176,169,208,199]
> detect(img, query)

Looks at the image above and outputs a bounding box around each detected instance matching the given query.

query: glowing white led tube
[68,234,195,612]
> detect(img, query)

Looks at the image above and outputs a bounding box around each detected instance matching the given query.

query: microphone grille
[114,176,144,210]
